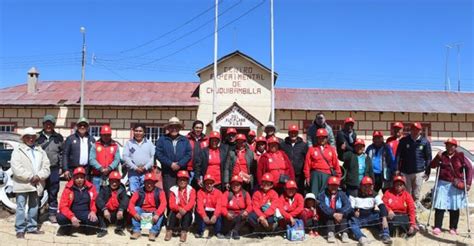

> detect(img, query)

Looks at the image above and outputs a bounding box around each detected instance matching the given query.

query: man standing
[307,112,335,147]
[336,117,357,161]
[63,117,95,180]
[248,130,257,152]
[155,117,192,200]
[186,120,208,188]
[89,125,121,192]
[280,124,308,194]
[36,115,63,223]
[386,122,404,157]
[396,122,432,212]
[365,131,395,193]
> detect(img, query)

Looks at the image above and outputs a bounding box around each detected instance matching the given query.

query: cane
[427,166,440,228]
[463,168,471,238]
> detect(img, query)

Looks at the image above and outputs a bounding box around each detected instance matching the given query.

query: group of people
[10,112,472,244]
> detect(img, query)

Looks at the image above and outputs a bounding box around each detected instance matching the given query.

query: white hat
[21,127,37,138]
[304,193,316,201]
[264,121,276,129]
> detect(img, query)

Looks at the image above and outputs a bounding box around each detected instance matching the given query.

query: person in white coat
[10,127,51,239]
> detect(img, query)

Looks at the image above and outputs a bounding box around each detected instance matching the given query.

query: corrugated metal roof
[1,81,473,114]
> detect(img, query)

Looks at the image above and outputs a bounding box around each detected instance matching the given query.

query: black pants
[435,209,460,230]
[46,166,60,216]
[388,214,410,236]
[319,216,348,235]
[167,211,193,232]
[374,173,383,193]
[345,185,359,197]
[222,213,245,234]
[97,210,126,231]
[295,174,306,195]
[304,218,318,231]
[162,174,177,210]
[57,211,98,235]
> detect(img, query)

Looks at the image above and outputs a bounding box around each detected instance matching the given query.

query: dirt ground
[0,179,473,246]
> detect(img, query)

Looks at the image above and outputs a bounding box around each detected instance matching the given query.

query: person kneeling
[57,167,99,236]
[195,174,224,239]
[96,171,129,237]
[382,175,417,237]
[278,180,304,229]
[248,173,280,237]
[221,175,252,240]
[349,176,391,246]
[128,173,166,241]
[165,170,196,242]
[317,176,352,243]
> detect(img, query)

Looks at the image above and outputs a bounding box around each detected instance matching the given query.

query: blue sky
[0,0,472,91]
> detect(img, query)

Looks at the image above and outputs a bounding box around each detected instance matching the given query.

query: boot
[130,231,141,240]
[180,230,188,242]
[164,230,173,241]
[149,232,156,241]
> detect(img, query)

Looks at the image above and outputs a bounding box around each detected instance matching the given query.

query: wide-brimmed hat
[166,117,183,128]
[21,127,37,138]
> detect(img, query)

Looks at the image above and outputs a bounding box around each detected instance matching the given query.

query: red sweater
[382,189,416,226]
[252,189,280,218]
[304,144,341,180]
[128,189,167,217]
[59,180,97,220]
[279,193,304,220]
[430,151,472,186]
[169,186,196,213]
[221,190,252,216]
[197,188,222,218]
[257,150,295,187]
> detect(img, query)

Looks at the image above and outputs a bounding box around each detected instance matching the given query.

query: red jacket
[197,188,222,218]
[128,188,167,217]
[431,151,472,186]
[59,180,97,220]
[382,189,416,226]
[304,144,341,180]
[279,193,304,220]
[257,150,295,187]
[300,207,318,222]
[221,190,252,216]
[386,136,399,157]
[169,185,196,213]
[252,189,280,218]
[186,132,208,171]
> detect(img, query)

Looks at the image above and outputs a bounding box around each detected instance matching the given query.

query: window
[145,126,165,144]
[0,124,15,133]
[88,125,102,140]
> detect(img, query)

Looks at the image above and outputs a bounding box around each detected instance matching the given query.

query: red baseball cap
[230,175,243,184]
[177,170,190,179]
[285,180,298,189]
[108,171,122,180]
[316,128,328,137]
[373,131,383,137]
[236,133,246,141]
[412,122,422,130]
[144,173,157,182]
[288,124,299,133]
[445,138,458,147]
[262,173,274,183]
[226,128,237,134]
[393,175,406,184]
[267,136,280,145]
[209,131,221,140]
[256,136,267,143]
[344,117,355,124]
[393,122,404,129]
[327,176,341,185]
[203,174,215,183]
[100,125,112,135]
[360,176,373,185]
[248,130,256,137]
[73,167,86,176]
[354,138,365,146]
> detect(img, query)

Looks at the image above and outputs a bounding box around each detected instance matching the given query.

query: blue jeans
[15,192,39,233]
[195,211,222,234]
[91,176,105,193]
[46,166,60,216]
[128,172,145,193]
[349,212,389,240]
[131,206,164,234]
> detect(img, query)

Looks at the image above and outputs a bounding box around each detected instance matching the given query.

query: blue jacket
[317,189,352,218]
[366,143,395,175]
[396,135,432,175]
[155,134,192,176]
[62,131,95,171]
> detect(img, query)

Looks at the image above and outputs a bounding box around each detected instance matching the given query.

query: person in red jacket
[165,170,196,242]
[228,133,255,193]
[186,120,208,189]
[195,174,224,239]
[278,180,304,229]
[300,193,319,237]
[221,175,252,240]
[304,128,341,196]
[254,136,267,163]
[257,136,295,194]
[128,172,166,241]
[382,175,417,237]
[386,122,404,157]
[248,173,281,236]
[248,130,257,152]
[57,167,98,236]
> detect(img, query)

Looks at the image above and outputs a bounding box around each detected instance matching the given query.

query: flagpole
[270,0,275,122]
[212,0,219,130]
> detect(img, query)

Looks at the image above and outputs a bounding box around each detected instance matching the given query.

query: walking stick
[463,168,471,238]
[427,166,440,228]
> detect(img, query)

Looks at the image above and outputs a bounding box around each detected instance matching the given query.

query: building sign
[215,104,260,131]
[205,66,264,95]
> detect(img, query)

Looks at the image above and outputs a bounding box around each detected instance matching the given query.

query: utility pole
[80,27,87,118]
[455,43,462,92]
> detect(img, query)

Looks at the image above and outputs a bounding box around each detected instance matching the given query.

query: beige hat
[21,127,37,138]
[166,117,183,128]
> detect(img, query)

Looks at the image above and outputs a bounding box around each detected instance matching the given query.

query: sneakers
[97,230,108,238]
[432,227,441,236]
[449,229,458,235]
[49,215,58,224]
[130,231,141,240]
[114,229,125,236]
[381,234,392,244]
[341,232,350,243]
[16,232,25,239]
[194,232,203,238]
[232,231,241,240]
[358,236,369,246]
[216,233,226,239]
[327,232,336,243]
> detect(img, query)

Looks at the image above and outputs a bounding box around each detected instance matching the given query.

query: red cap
[262,173,274,182]
[316,128,328,137]
[373,131,383,137]
[203,174,215,183]
[73,167,86,176]
[267,136,279,145]
[344,117,355,124]
[248,130,256,137]
[256,136,267,143]
[230,175,243,184]
[100,125,112,135]
[327,176,341,185]
[226,128,237,134]
[177,170,190,179]
[393,175,406,184]
[360,176,373,185]
[288,124,299,133]
[108,171,122,180]
[236,133,246,141]
[354,138,365,146]
[144,173,157,182]
[445,138,458,147]
[209,131,221,140]
[285,180,298,189]
[412,122,422,130]
[393,122,404,129]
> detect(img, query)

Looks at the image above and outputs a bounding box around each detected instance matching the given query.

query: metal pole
[80,27,86,118]
[427,166,440,227]
[456,44,461,92]
[270,0,275,122]
[444,45,451,91]
[463,168,471,237]
[212,0,218,130]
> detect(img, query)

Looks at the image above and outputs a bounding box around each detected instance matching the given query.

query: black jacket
[96,184,129,212]
[195,145,230,184]
[62,131,95,171]
[342,152,374,187]
[280,137,308,176]
[227,144,256,188]
[36,130,64,168]
[336,130,357,161]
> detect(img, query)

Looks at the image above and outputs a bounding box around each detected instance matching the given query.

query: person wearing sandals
[430,138,472,236]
